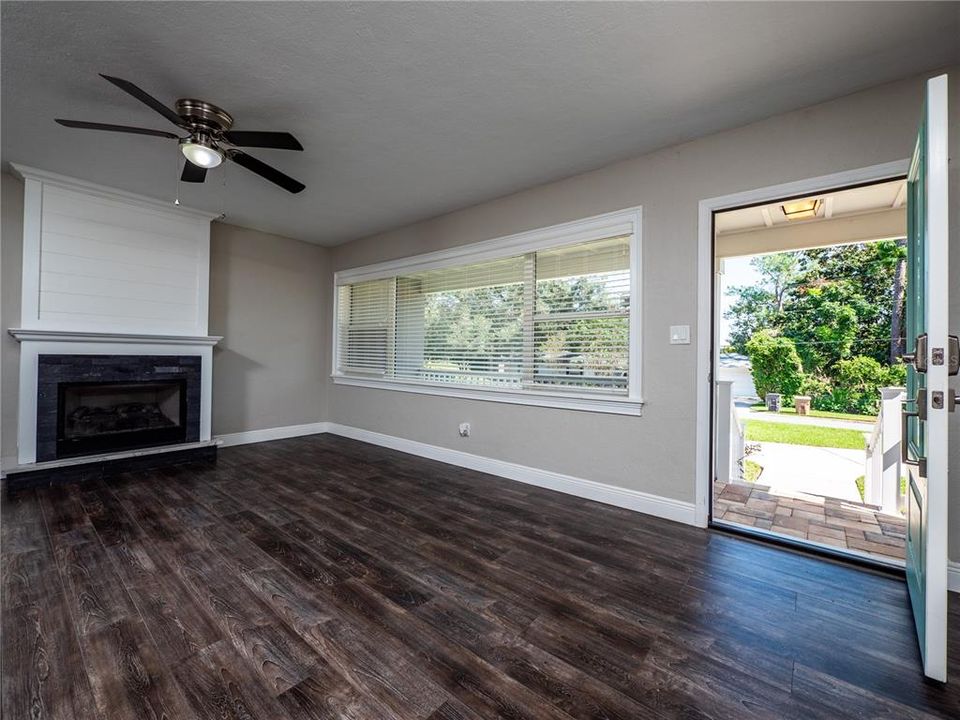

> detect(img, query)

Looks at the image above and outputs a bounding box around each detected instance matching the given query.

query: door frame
[694,159,910,528]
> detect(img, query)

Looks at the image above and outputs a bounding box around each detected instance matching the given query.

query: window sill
[330,374,644,416]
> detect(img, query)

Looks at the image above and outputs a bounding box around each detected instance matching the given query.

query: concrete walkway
[749,441,864,502]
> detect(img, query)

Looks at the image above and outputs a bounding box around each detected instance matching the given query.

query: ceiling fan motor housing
[175,99,234,133]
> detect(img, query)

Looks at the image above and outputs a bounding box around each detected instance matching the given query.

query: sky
[718,255,762,349]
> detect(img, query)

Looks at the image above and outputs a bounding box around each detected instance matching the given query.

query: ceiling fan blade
[99,74,185,128]
[222,131,303,151]
[227,150,305,194]
[181,161,207,183]
[55,119,179,139]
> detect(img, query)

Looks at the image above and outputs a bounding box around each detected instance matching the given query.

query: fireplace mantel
[9,329,222,346]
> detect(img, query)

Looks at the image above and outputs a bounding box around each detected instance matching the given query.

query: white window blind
[334,210,641,411]
[533,236,630,391]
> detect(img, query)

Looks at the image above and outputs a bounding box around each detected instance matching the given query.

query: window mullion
[522,251,536,385]
[387,277,397,378]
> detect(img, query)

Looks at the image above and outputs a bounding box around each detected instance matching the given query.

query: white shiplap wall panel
[16,171,215,335]
[40,271,198,305]
[44,186,203,241]
[42,233,201,273]
[43,210,202,256]
[41,253,198,290]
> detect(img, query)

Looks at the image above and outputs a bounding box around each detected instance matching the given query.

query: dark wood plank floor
[3,434,959,720]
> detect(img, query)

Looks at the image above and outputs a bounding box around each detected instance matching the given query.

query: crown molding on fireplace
[9,164,220,222]
[8,329,223,346]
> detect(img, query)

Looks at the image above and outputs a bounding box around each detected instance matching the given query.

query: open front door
[903,73,952,683]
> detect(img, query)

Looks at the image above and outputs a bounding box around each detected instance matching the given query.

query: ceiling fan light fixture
[180,135,223,169]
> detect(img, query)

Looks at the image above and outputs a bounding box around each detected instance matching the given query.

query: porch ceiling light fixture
[780,198,823,220]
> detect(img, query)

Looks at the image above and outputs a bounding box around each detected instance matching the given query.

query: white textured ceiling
[2,2,957,246]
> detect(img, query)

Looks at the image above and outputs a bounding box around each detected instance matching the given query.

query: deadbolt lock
[931,336,959,374]
[932,388,958,413]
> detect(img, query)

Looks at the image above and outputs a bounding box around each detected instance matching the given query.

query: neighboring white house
[718,353,758,400]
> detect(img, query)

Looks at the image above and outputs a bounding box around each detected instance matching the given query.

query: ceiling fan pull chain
[174,154,181,207]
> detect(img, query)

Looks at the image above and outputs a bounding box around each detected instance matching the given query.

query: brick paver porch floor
[714,480,906,562]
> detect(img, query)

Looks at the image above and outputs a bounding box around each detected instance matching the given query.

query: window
[334,208,642,414]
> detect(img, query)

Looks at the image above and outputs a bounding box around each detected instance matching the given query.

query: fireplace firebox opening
[56,379,188,458]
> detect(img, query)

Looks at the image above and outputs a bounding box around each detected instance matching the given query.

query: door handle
[903,334,929,372]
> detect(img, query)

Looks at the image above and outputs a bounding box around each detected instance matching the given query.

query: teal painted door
[903,74,950,683]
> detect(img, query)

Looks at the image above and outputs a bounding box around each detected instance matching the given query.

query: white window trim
[332,206,643,416]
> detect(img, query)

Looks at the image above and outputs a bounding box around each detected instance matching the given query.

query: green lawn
[744,420,867,450]
[748,404,874,424]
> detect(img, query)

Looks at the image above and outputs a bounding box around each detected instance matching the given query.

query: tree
[725,240,904,370]
[725,285,778,354]
[724,252,802,353]
[889,238,907,363]
[755,253,803,313]
[778,281,860,375]
[797,241,903,364]
[745,330,804,400]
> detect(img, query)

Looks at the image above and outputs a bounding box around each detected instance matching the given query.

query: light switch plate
[669,325,691,345]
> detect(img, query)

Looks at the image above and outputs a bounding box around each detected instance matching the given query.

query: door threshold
[710,518,906,577]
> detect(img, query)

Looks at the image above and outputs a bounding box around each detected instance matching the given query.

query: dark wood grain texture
[3,434,959,719]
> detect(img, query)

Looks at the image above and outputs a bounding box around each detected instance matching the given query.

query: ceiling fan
[55,74,306,194]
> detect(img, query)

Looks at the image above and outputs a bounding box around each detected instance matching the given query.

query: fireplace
[57,379,188,458]
[36,354,202,461]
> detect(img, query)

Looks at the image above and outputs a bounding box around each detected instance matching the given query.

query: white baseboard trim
[215,422,329,448]
[949,561,960,594]
[325,423,697,526]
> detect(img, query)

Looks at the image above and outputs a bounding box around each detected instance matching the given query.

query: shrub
[815,356,906,415]
[799,374,831,400]
[745,330,804,400]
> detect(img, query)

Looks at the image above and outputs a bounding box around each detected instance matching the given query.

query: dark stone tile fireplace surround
[36,354,202,462]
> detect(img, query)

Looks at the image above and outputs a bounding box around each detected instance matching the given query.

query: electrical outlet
[458,423,471,438]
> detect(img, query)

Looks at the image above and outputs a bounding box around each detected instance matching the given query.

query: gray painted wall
[0,174,329,458]
[1,173,24,462]
[329,70,960,559]
[208,222,329,436]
